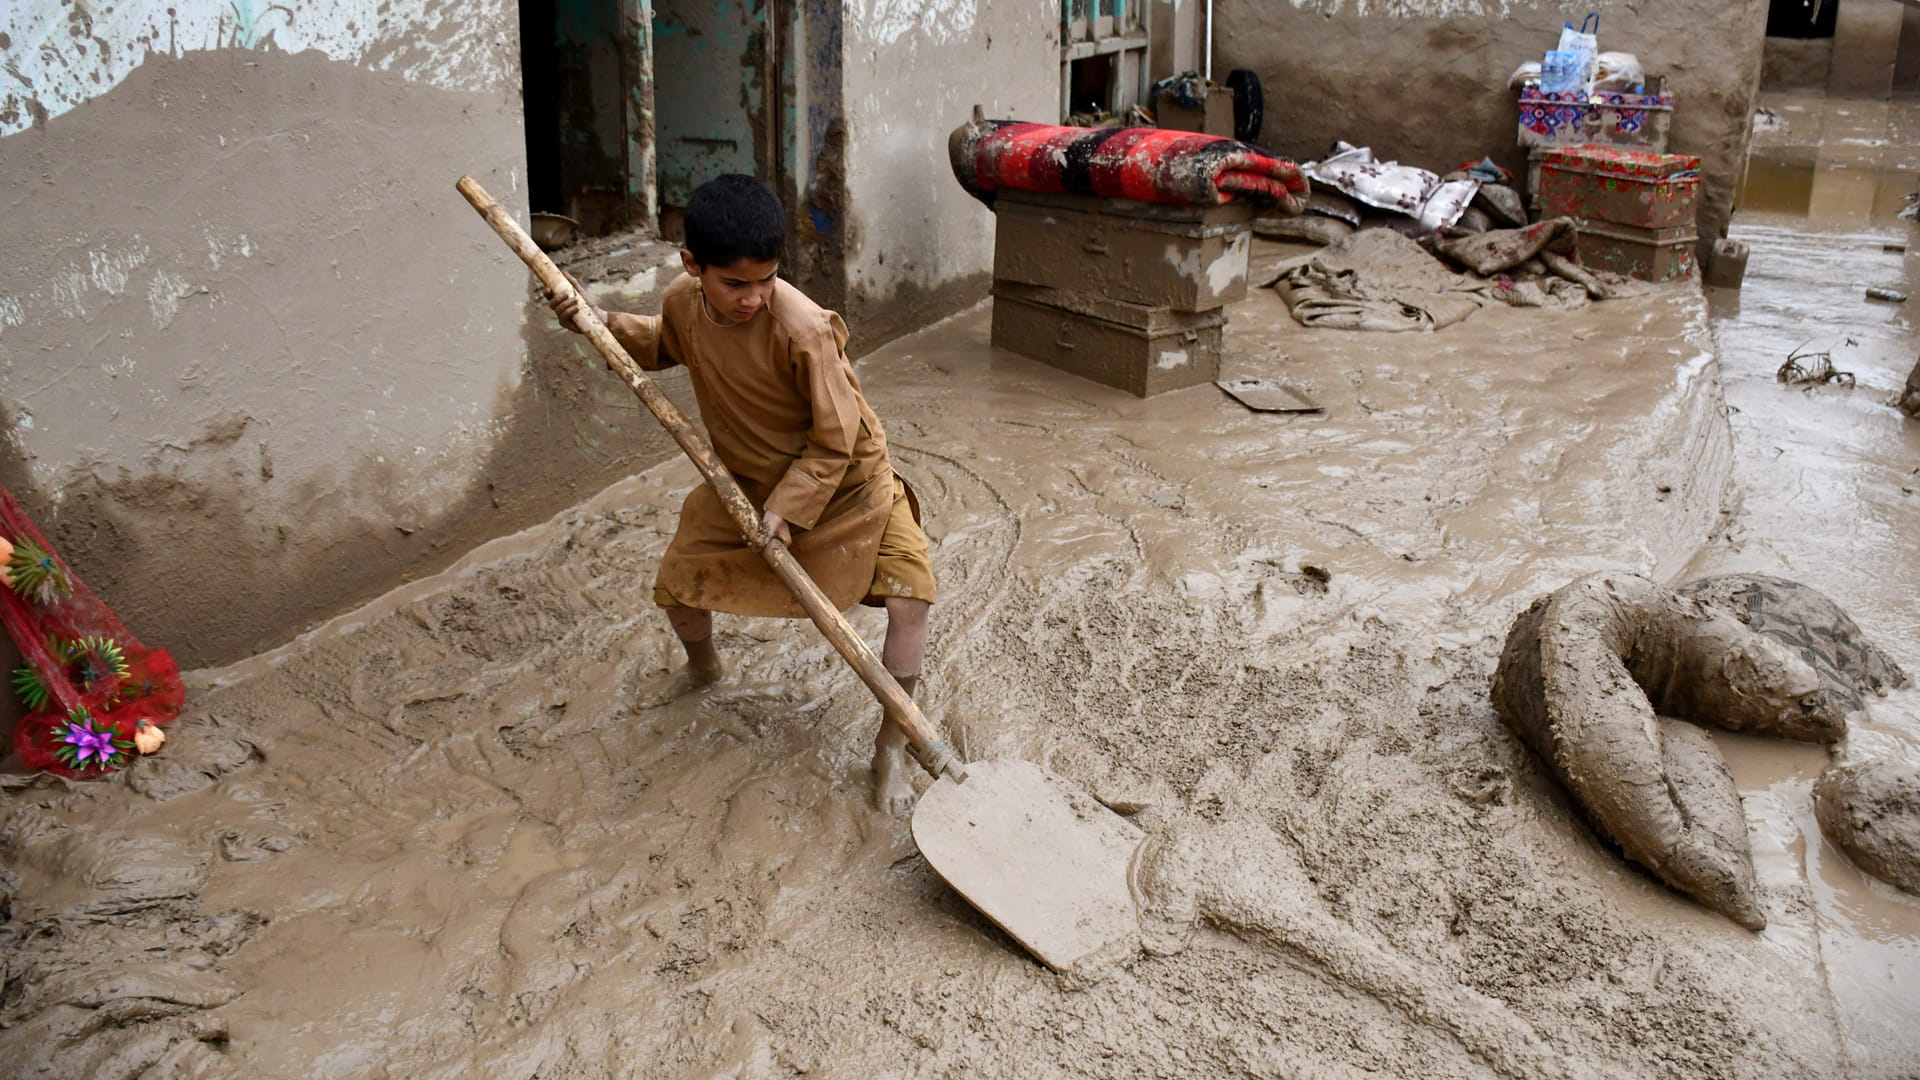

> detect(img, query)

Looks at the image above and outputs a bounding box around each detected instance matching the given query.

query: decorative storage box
[992,189,1254,312]
[1517,82,1672,152]
[1539,145,1701,229]
[990,282,1224,397]
[1575,220,1698,282]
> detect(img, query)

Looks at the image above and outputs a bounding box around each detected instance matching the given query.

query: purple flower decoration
[53,708,132,771]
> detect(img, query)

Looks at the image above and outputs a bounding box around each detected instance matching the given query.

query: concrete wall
[0,2,690,667]
[1829,0,1905,98]
[1213,0,1770,249]
[836,0,1060,349]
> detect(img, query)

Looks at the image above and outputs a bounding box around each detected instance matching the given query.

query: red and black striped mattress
[949,119,1307,214]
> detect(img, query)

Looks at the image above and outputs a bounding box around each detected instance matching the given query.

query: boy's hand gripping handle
[454,176,964,783]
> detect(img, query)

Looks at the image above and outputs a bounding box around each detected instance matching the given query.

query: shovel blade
[911,759,1143,973]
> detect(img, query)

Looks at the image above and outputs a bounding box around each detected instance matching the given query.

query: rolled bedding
[949,118,1308,214]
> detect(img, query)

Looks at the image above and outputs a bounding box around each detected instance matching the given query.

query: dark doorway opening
[519,0,632,238]
[519,0,563,214]
[1767,0,1840,39]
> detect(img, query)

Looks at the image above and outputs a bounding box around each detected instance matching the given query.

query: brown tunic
[605,273,900,616]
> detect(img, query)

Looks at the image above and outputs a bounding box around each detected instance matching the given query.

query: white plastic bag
[1557,13,1599,91]
[1592,52,1643,93]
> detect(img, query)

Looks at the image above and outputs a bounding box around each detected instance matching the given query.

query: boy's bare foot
[871,673,920,814]
[638,635,724,708]
[637,662,725,708]
[872,733,918,815]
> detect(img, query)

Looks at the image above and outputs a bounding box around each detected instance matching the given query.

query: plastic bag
[1556,13,1600,90]
[1592,52,1643,93]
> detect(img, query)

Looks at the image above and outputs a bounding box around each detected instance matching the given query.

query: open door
[651,0,775,236]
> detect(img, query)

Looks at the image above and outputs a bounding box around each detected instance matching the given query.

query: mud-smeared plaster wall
[0,9,691,668]
[837,0,1059,350]
[1,0,518,137]
[1216,0,1768,255]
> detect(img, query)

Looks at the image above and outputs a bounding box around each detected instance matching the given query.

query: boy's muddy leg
[639,607,727,707]
[874,597,931,814]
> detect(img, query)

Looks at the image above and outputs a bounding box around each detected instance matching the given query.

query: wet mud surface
[1689,92,1920,1077]
[4,98,1918,1076]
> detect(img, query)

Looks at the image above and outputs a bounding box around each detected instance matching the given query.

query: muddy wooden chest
[990,282,1225,397]
[991,189,1254,312]
[988,189,1250,396]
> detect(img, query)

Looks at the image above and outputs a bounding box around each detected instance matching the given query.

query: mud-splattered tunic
[606,273,934,616]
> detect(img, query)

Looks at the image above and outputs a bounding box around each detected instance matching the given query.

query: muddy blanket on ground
[1271,224,1641,332]
[949,119,1309,213]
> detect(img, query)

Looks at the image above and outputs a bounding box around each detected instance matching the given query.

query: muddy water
[0,186,1909,1077]
[1693,92,1920,1078]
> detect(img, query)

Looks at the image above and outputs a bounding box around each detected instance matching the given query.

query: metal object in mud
[1866,287,1908,303]
[529,212,580,251]
[914,760,1145,973]
[1215,376,1323,413]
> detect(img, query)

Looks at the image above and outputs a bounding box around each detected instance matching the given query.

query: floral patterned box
[1517,85,1672,152]
[1540,145,1701,229]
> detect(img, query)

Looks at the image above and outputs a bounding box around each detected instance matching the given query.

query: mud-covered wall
[0,3,691,668]
[836,0,1059,350]
[1214,0,1769,250]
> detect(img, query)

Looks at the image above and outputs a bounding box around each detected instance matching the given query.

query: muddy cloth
[1273,230,1487,331]
[1272,226,1640,332]
[1304,143,1478,235]
[606,275,936,616]
[1431,218,1579,275]
[948,118,1309,213]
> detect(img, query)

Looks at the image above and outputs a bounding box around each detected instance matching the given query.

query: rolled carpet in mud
[1491,572,1853,930]
[1816,732,1920,896]
[948,117,1308,214]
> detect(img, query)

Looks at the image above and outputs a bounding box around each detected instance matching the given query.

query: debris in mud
[1492,573,1854,928]
[1215,376,1324,413]
[1776,343,1855,388]
[1815,732,1920,896]
[1865,287,1908,304]
[1495,571,1920,924]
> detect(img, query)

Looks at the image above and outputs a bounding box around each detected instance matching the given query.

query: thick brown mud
[4,93,1918,1077]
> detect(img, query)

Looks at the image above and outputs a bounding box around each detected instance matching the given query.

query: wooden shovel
[457,176,1144,973]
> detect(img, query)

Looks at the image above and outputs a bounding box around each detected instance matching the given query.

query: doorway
[519,0,633,236]
[520,0,778,244]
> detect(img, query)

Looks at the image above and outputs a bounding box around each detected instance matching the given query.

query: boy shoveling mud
[548,174,937,814]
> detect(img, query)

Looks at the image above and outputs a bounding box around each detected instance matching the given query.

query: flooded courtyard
[2,94,1918,1080]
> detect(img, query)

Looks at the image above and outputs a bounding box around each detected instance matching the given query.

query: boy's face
[683,251,779,324]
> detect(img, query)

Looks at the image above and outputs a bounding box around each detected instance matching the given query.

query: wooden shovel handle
[455,176,963,781]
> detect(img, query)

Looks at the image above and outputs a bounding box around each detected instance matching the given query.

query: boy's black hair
[683,174,785,268]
